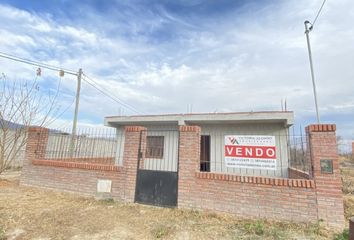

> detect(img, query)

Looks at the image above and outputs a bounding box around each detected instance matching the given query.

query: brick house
[20,111,345,229]
[105,111,293,178]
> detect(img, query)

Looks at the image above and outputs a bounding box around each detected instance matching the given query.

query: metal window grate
[145,136,164,159]
[35,127,124,166]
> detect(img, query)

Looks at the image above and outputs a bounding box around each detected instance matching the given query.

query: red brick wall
[20,126,145,201]
[121,126,146,202]
[178,125,318,223]
[21,164,126,199]
[178,125,201,206]
[306,124,345,228]
[21,124,344,229]
[288,167,310,179]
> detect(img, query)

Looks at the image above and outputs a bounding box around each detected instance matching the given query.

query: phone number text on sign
[224,135,277,170]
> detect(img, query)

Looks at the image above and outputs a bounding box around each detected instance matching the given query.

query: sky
[0,0,353,141]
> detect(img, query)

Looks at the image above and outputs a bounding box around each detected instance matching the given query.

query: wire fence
[36,127,124,165]
[30,125,349,176]
[288,134,310,173]
[338,139,353,161]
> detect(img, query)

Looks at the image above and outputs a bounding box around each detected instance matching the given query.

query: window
[200,135,210,172]
[146,136,164,159]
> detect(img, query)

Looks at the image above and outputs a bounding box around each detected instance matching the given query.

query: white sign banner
[224,135,277,170]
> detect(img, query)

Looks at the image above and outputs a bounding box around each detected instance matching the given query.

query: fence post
[122,126,147,203]
[306,124,344,229]
[350,217,354,240]
[178,125,201,208]
[20,126,49,185]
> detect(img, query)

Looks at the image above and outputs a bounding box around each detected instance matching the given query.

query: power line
[311,0,327,29]
[0,51,77,75]
[45,98,76,128]
[0,50,142,115]
[82,74,142,114]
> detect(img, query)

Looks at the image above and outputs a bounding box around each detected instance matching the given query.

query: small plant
[268,226,287,240]
[0,227,6,240]
[333,228,349,240]
[100,198,114,204]
[244,220,264,236]
[151,224,173,239]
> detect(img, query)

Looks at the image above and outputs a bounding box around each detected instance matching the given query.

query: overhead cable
[82,74,142,114]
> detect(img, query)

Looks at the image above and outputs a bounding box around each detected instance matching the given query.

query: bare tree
[0,73,61,174]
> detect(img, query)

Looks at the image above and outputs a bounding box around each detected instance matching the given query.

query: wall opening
[200,135,210,172]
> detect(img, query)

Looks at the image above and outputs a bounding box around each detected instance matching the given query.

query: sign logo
[228,137,239,145]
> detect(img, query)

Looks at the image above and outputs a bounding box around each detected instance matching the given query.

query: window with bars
[145,136,164,159]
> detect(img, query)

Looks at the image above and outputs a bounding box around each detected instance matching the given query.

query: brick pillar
[122,126,146,202]
[24,127,49,163]
[20,126,49,184]
[306,124,344,229]
[178,125,200,208]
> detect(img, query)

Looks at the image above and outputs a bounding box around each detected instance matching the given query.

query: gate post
[20,126,49,185]
[306,124,344,229]
[122,126,147,203]
[178,125,201,208]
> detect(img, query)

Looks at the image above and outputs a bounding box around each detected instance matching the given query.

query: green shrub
[244,220,264,236]
[151,224,174,239]
[333,228,349,240]
[0,227,6,240]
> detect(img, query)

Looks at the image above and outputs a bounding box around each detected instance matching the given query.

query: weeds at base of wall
[97,198,114,204]
[301,219,337,238]
[243,220,264,235]
[333,228,349,240]
[0,227,6,240]
[225,218,331,239]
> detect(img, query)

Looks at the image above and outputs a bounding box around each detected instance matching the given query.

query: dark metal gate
[135,130,179,207]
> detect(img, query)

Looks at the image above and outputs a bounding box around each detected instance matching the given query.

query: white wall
[142,125,179,172]
[115,127,125,166]
[0,129,27,169]
[200,123,289,178]
[112,122,290,177]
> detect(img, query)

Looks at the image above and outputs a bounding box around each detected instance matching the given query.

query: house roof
[104,111,294,127]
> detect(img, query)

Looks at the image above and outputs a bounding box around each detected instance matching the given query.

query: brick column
[122,126,147,202]
[24,127,49,163]
[306,124,344,229]
[20,126,49,184]
[178,125,200,208]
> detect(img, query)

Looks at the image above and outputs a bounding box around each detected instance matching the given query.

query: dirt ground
[0,169,350,240]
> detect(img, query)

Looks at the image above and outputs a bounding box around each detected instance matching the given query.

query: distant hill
[0,119,66,134]
[0,119,25,129]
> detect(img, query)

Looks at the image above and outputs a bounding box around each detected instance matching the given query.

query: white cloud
[0,1,353,138]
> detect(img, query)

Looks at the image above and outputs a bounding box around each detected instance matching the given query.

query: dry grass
[0,169,348,239]
[341,161,354,221]
[341,167,354,194]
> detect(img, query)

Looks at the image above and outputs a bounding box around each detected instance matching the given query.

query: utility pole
[304,20,320,123]
[70,68,83,157]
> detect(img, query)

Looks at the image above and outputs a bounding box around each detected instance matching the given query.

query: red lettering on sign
[224,145,276,159]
